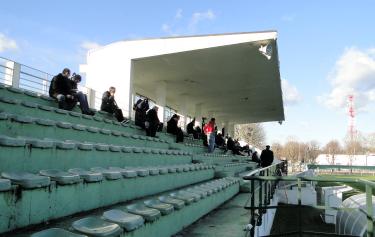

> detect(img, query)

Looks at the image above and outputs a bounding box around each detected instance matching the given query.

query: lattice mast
[348,95,356,142]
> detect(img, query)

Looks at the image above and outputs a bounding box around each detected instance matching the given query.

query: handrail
[243,160,283,178]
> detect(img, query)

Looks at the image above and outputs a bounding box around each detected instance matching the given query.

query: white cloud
[0,33,18,52]
[80,41,102,51]
[319,47,375,112]
[162,9,216,36]
[281,14,295,22]
[281,79,302,105]
[175,9,183,19]
[189,9,216,31]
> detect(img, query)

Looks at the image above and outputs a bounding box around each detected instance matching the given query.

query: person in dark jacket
[100,86,126,123]
[134,98,149,128]
[145,106,160,137]
[252,151,261,165]
[69,74,94,115]
[49,68,76,110]
[167,114,184,143]
[260,145,274,167]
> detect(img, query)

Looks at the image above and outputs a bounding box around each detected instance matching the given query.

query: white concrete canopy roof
[84,31,284,124]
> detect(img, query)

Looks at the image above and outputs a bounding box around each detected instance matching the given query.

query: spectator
[227,137,241,155]
[145,106,160,137]
[203,118,216,153]
[194,126,202,139]
[186,118,196,137]
[215,133,225,148]
[69,74,95,115]
[167,114,184,143]
[134,98,149,128]
[101,87,127,123]
[251,151,261,165]
[49,68,76,110]
[260,145,274,167]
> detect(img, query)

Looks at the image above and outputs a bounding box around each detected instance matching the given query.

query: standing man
[203,118,216,153]
[101,86,127,123]
[260,145,274,167]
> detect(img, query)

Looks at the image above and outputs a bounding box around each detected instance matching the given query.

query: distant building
[315,154,375,166]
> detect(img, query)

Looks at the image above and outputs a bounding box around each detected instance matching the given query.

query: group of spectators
[50,68,274,167]
[49,68,128,123]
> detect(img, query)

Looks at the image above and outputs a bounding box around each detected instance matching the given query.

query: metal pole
[366,184,374,237]
[298,178,302,237]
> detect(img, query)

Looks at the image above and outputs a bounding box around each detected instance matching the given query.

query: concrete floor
[175,193,251,237]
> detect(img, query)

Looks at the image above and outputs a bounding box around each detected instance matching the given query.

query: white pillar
[87,88,97,109]
[4,61,14,86]
[194,103,203,127]
[180,95,188,129]
[227,122,235,138]
[155,81,166,122]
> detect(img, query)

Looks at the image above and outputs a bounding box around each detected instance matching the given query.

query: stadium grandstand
[1,31,375,237]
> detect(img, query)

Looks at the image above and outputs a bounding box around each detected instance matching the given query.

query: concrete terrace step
[0,112,171,149]
[0,164,215,233]
[20,177,240,237]
[0,135,193,172]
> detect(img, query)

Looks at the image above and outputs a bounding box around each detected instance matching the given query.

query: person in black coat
[134,98,149,128]
[49,68,77,110]
[145,106,160,137]
[260,145,274,167]
[101,86,126,123]
[69,74,94,115]
[167,114,184,143]
[251,151,261,165]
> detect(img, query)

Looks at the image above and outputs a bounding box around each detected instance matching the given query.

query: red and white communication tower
[347,95,356,141]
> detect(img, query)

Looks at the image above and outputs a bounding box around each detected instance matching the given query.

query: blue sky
[0,0,374,146]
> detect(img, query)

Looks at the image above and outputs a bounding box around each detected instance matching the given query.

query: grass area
[317,174,375,199]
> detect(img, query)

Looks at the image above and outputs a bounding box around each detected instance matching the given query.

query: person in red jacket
[203,118,216,153]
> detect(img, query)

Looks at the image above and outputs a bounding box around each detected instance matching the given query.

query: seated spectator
[145,106,161,137]
[101,87,127,123]
[215,133,225,148]
[49,68,77,111]
[226,137,241,155]
[69,74,95,115]
[186,118,197,137]
[194,126,202,139]
[167,114,184,143]
[134,98,149,128]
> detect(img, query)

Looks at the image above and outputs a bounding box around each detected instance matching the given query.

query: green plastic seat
[55,141,76,150]
[109,145,121,152]
[56,121,72,129]
[72,124,86,131]
[1,171,50,189]
[11,114,35,123]
[149,168,160,176]
[21,100,38,108]
[0,178,11,191]
[31,228,87,237]
[39,169,81,185]
[68,168,103,183]
[0,135,25,147]
[169,191,196,204]
[185,188,208,198]
[91,167,122,180]
[87,127,99,133]
[109,167,137,178]
[95,144,109,151]
[144,199,174,215]
[126,203,161,222]
[72,217,123,237]
[158,196,185,210]
[36,118,56,127]
[102,209,144,231]
[24,137,54,148]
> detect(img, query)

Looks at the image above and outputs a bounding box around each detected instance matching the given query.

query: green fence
[243,163,375,237]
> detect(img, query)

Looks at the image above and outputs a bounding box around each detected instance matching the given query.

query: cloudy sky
[0,0,374,146]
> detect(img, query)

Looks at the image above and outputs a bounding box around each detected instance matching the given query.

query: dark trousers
[146,123,158,137]
[102,106,125,122]
[56,94,77,110]
[73,92,90,113]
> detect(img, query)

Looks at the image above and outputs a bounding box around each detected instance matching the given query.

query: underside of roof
[131,32,284,124]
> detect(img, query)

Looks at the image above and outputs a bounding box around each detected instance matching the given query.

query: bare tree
[366,133,375,153]
[282,139,300,165]
[324,140,341,165]
[234,123,266,148]
[304,140,321,164]
[271,142,283,159]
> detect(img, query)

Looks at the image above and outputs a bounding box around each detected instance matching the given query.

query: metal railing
[243,165,375,237]
[0,56,104,110]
